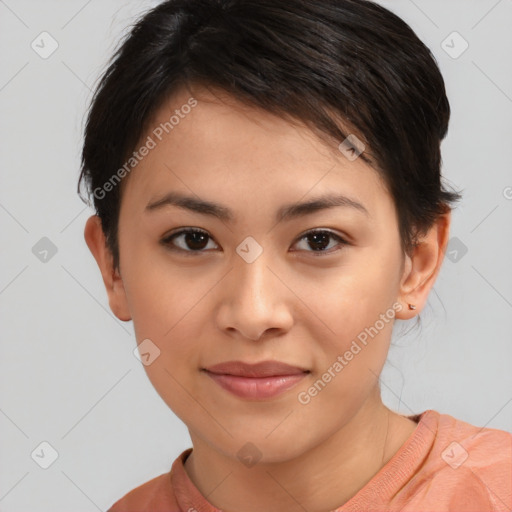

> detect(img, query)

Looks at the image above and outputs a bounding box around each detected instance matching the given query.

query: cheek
[121,238,202,337]
[305,248,400,349]
[296,247,400,415]
[120,248,210,411]
[128,275,207,366]
[124,259,210,423]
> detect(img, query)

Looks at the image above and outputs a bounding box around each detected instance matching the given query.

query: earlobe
[395,211,451,320]
[84,215,132,322]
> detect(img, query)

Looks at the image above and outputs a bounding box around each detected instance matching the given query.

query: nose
[216,250,294,341]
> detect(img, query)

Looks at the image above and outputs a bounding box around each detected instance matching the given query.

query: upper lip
[203,360,309,378]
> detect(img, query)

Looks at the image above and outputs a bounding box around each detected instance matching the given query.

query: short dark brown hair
[78,0,462,272]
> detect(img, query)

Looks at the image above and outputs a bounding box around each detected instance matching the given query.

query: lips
[202,360,310,399]
[203,360,309,378]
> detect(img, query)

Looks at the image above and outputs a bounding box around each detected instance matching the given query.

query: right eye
[160,228,219,255]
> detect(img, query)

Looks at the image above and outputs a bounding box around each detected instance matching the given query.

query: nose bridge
[232,240,276,307]
[218,238,293,340]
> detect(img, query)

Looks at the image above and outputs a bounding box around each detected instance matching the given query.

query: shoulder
[106,472,178,512]
[106,448,193,511]
[412,410,512,511]
[432,410,511,470]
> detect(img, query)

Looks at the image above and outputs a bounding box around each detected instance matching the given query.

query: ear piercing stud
[408,304,416,310]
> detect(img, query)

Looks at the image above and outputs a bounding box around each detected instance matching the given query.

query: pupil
[186,232,208,250]
[309,232,329,251]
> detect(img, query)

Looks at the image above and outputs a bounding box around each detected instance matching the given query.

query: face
[95,86,412,462]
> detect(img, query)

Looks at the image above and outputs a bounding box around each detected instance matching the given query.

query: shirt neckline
[171,409,439,512]
[337,409,438,509]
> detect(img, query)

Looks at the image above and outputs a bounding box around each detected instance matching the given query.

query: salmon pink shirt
[107,410,512,511]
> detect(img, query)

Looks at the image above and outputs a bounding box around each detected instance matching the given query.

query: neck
[184,389,418,512]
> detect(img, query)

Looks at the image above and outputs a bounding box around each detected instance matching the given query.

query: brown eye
[161,228,218,254]
[292,230,348,256]
[161,228,348,257]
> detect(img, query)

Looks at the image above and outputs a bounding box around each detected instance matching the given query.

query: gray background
[1,0,511,510]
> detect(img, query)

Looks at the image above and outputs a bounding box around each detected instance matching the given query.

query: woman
[79,0,511,510]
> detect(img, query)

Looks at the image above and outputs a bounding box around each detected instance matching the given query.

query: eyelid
[295,227,349,244]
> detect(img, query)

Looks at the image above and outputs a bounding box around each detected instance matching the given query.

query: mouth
[203,360,310,377]
[201,360,310,400]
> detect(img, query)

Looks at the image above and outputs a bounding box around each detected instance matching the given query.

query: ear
[84,215,132,322]
[395,209,451,320]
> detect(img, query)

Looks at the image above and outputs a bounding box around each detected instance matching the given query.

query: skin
[85,85,451,512]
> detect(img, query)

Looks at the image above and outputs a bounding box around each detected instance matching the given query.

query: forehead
[120,85,392,220]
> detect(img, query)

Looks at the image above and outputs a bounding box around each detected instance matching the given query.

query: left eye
[292,229,348,255]
[160,228,347,256]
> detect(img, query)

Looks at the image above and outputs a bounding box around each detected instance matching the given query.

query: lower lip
[203,371,308,399]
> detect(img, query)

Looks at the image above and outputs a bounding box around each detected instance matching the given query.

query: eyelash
[160,228,349,257]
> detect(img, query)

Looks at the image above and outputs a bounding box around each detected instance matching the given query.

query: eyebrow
[145,191,370,222]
